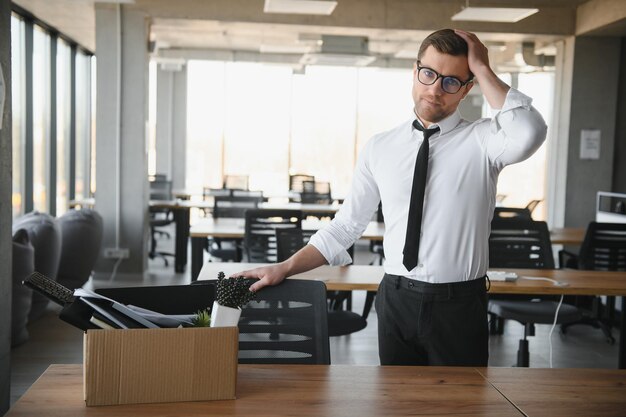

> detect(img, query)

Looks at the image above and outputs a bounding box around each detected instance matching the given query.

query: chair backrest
[489,219,555,269]
[276,228,305,262]
[244,209,303,262]
[289,174,315,193]
[149,179,172,200]
[202,279,331,364]
[578,222,626,271]
[213,195,262,219]
[232,189,264,199]
[525,199,543,214]
[149,173,167,182]
[493,206,533,221]
[56,209,103,290]
[301,180,332,204]
[203,187,233,200]
[223,175,249,190]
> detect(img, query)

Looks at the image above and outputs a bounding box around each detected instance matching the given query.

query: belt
[384,274,487,297]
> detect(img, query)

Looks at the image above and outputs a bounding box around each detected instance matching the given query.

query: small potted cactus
[210,272,256,327]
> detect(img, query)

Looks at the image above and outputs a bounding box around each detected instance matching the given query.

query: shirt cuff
[308,232,354,266]
[499,87,533,112]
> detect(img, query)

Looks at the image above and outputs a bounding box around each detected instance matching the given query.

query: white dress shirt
[309,88,547,283]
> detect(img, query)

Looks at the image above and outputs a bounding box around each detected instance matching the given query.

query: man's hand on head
[454,29,490,77]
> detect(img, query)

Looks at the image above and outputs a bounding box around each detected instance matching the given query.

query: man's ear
[460,81,474,100]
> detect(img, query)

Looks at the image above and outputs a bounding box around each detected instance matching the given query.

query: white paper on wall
[580,129,601,160]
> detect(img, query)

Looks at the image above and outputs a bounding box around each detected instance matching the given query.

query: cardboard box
[83,326,238,406]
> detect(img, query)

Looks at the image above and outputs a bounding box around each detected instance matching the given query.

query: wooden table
[189,218,384,279]
[7,364,626,416]
[549,227,586,245]
[480,367,626,416]
[198,263,626,369]
[151,200,342,273]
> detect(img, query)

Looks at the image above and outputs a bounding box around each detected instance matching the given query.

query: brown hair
[417,29,468,61]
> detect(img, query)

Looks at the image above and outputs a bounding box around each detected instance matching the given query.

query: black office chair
[301,180,332,204]
[525,199,543,216]
[488,219,581,367]
[198,279,331,364]
[275,228,368,337]
[244,209,303,263]
[148,177,175,266]
[289,174,315,202]
[559,222,626,344]
[207,195,263,262]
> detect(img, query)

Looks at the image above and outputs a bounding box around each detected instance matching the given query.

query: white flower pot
[210,301,241,327]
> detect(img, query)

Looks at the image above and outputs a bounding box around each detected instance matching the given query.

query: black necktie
[402,120,440,271]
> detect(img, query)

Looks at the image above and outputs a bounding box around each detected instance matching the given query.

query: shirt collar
[410,109,462,137]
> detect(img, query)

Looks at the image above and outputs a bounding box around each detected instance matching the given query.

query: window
[32,25,51,212]
[491,72,554,219]
[75,50,92,199]
[290,66,357,197]
[185,61,552,209]
[222,62,291,194]
[186,62,413,198]
[11,11,95,217]
[56,38,71,215]
[11,15,25,217]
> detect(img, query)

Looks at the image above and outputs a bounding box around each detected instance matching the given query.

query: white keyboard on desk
[487,271,519,282]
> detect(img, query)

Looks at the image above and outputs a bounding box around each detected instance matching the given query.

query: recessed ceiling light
[451,7,539,23]
[264,0,338,15]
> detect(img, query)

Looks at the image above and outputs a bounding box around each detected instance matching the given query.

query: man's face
[412,46,473,126]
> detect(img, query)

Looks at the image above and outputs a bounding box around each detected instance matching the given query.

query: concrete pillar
[613,38,626,194]
[0,1,12,413]
[94,4,149,279]
[563,36,621,227]
[156,64,187,190]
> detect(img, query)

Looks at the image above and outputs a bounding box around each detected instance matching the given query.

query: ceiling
[12,0,626,71]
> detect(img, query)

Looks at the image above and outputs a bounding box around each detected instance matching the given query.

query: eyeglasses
[415,61,473,94]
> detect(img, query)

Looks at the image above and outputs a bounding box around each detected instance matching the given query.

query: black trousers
[376,274,489,366]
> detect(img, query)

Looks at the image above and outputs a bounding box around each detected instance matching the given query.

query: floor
[8,230,622,407]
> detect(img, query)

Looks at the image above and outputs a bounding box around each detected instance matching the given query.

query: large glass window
[32,25,51,212]
[355,67,413,156]
[186,62,413,198]
[56,39,71,215]
[491,72,554,220]
[90,55,97,196]
[290,66,358,197]
[223,62,292,194]
[187,61,227,192]
[11,15,25,218]
[75,51,92,199]
[186,61,551,207]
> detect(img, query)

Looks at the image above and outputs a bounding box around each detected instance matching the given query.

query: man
[237,29,547,366]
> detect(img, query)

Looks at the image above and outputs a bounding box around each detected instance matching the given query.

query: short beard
[414,101,450,125]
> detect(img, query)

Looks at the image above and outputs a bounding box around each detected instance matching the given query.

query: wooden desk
[189,219,384,280]
[8,364,626,416]
[149,200,342,273]
[549,227,585,245]
[480,367,626,417]
[198,263,626,369]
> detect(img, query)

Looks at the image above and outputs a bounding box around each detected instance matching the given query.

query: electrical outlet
[103,248,130,259]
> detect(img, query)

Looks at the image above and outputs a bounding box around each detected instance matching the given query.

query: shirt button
[418,263,423,268]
